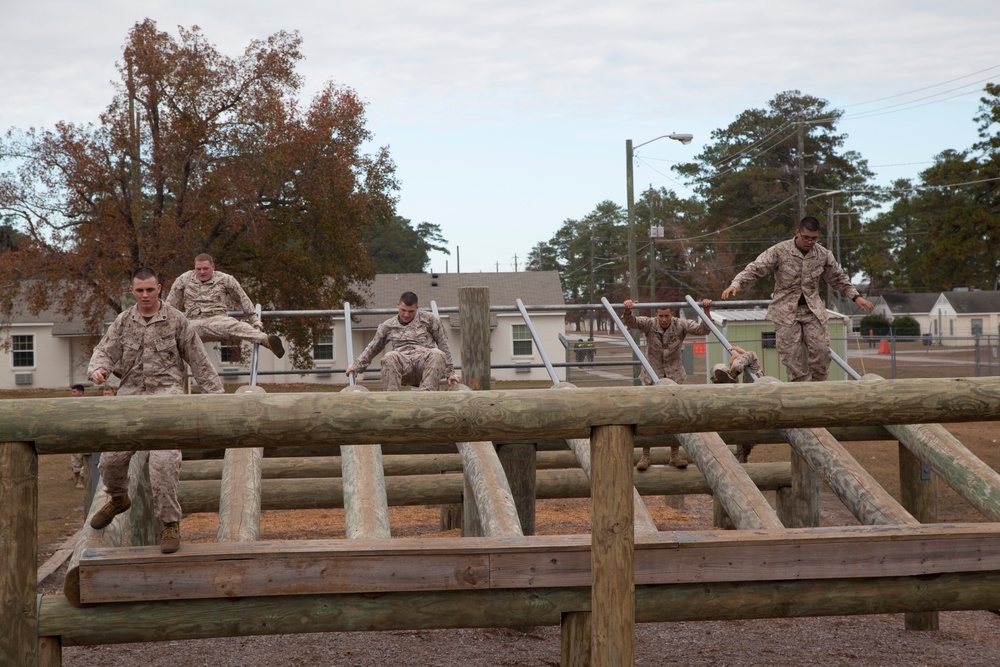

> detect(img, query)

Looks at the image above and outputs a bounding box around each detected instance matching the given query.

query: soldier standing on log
[87,267,225,553]
[346,291,460,391]
[721,216,873,382]
[621,297,713,471]
[166,253,285,358]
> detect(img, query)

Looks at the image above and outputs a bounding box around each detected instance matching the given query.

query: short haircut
[799,216,821,232]
[131,267,159,283]
[399,291,419,306]
[71,384,85,392]
[195,253,213,264]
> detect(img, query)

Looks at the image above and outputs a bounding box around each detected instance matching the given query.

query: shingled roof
[880,292,940,316]
[940,290,1000,314]
[351,271,565,329]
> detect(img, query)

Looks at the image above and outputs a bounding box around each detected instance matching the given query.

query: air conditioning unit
[14,373,33,385]
[515,363,531,374]
[315,366,331,377]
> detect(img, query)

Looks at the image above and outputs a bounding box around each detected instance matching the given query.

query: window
[219,340,243,364]
[762,331,776,349]
[12,335,34,367]
[512,324,532,356]
[314,329,335,361]
[972,319,983,336]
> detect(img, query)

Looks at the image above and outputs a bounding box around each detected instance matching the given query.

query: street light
[626,133,693,301]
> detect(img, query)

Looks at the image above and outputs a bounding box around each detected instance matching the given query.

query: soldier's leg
[802,317,832,382]
[91,450,136,529]
[636,447,651,471]
[148,449,183,524]
[416,349,449,391]
[775,321,810,382]
[380,351,408,391]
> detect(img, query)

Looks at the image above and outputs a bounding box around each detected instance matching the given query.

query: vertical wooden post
[496,442,536,535]
[591,424,635,666]
[561,610,592,667]
[900,443,940,631]
[776,449,819,527]
[462,475,483,537]
[458,286,491,391]
[1,441,38,666]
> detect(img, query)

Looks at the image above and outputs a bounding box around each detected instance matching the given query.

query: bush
[890,315,921,338]
[860,313,891,337]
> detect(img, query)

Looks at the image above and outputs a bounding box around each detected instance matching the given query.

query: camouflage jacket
[165,270,256,320]
[621,311,709,384]
[353,311,455,376]
[729,239,860,326]
[88,301,224,396]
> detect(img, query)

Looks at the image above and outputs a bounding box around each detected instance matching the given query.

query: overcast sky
[3,1,999,275]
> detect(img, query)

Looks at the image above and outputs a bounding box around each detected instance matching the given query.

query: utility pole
[796,117,806,220]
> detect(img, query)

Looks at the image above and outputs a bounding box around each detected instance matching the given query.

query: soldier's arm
[226,275,258,319]
[427,315,456,376]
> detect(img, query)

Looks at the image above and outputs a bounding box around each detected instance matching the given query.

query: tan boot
[635,448,651,471]
[669,447,688,469]
[90,494,131,529]
[161,522,181,554]
[264,334,285,359]
[73,473,84,489]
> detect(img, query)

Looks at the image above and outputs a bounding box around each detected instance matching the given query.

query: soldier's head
[194,253,215,282]
[70,384,85,397]
[130,267,162,315]
[397,291,419,324]
[656,307,674,329]
[795,217,821,251]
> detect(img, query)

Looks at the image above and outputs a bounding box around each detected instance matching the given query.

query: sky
[2,1,999,275]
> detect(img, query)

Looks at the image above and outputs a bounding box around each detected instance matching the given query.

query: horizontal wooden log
[75,523,1000,605]
[39,569,1000,645]
[177,463,793,513]
[7,379,997,454]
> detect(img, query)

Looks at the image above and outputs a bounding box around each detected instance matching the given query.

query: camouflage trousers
[98,449,183,523]
[775,305,831,382]
[189,315,268,346]
[381,348,449,391]
[71,453,85,475]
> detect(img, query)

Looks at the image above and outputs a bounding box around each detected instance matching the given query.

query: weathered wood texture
[64,452,151,606]
[216,447,263,542]
[567,437,658,535]
[338,384,391,539]
[8,378,999,453]
[177,463,794,512]
[39,570,1000,645]
[0,441,37,667]
[495,442,536,536]
[561,611,591,667]
[74,524,1000,605]
[458,287,491,391]
[899,442,940,631]
[456,441,523,537]
[590,424,635,667]
[777,449,820,528]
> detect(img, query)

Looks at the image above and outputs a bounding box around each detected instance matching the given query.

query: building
[929,291,1000,344]
[704,307,851,381]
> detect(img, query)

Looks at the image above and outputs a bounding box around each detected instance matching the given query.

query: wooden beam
[339,385,391,540]
[37,570,1000,645]
[9,378,1000,453]
[590,424,635,667]
[177,463,794,512]
[217,385,267,542]
[72,523,1000,603]
[0,441,37,667]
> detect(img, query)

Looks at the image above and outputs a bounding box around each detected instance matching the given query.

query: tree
[364,216,449,274]
[674,91,878,298]
[0,20,398,366]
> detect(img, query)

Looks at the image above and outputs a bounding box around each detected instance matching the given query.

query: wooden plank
[590,424,634,667]
[899,438,941,631]
[0,441,37,667]
[10,378,1000,453]
[74,524,1000,605]
[178,463,795,512]
[561,611,591,667]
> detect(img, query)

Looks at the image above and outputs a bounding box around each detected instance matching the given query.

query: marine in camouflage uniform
[165,254,285,358]
[347,292,460,391]
[722,217,874,382]
[88,267,224,553]
[621,298,713,470]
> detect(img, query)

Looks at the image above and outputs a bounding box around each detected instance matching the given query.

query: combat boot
[669,447,689,469]
[160,522,181,554]
[264,334,286,359]
[73,472,84,489]
[635,448,651,471]
[90,494,131,529]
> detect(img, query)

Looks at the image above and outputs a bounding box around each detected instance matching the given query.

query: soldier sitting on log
[346,291,461,391]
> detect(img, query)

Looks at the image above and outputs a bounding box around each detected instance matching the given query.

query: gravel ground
[46,494,1000,666]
